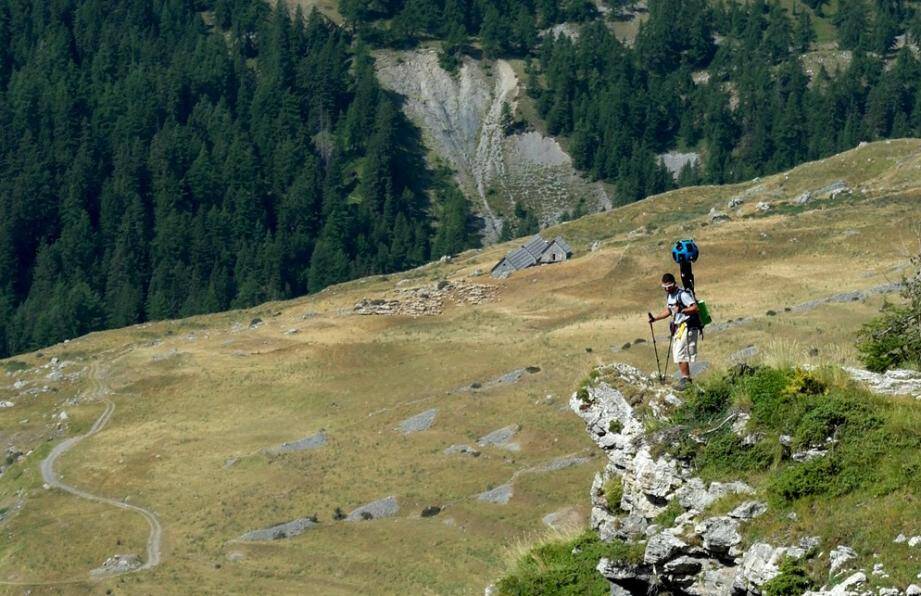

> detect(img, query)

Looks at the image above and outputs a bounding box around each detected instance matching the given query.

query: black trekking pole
[648,315,663,383]
[663,332,673,382]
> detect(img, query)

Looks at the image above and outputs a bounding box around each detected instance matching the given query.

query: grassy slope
[1,140,920,594]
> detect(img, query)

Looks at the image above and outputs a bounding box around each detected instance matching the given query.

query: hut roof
[523,235,549,258]
[506,247,538,270]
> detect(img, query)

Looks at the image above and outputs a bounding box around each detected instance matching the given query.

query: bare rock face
[374,49,609,243]
[645,532,689,565]
[694,516,742,555]
[844,367,921,399]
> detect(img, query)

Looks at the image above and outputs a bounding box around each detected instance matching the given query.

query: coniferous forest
[4,0,921,356]
[346,0,921,201]
[0,0,475,356]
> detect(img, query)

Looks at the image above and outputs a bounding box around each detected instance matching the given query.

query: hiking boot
[675,377,693,391]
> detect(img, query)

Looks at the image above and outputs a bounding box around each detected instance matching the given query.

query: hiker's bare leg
[679,362,690,379]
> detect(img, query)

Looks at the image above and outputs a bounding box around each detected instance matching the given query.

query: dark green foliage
[673,377,732,425]
[697,430,776,475]
[500,203,540,241]
[769,455,839,502]
[857,255,921,372]
[496,531,644,596]
[761,557,814,596]
[0,0,474,356]
[662,366,920,506]
[530,0,921,200]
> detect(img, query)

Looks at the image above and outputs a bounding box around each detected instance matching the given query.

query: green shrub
[792,394,880,448]
[857,255,921,372]
[697,430,776,476]
[577,368,602,404]
[603,478,624,512]
[769,457,838,503]
[673,378,732,425]
[496,532,644,596]
[783,369,827,398]
[655,365,920,508]
[608,420,623,434]
[762,558,814,596]
[654,499,684,527]
[744,368,800,430]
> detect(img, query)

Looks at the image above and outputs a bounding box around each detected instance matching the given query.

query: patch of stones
[730,345,759,362]
[263,432,327,455]
[239,518,318,541]
[345,496,399,521]
[457,366,541,393]
[237,497,401,542]
[353,280,497,317]
[90,554,142,577]
[477,424,521,452]
[530,454,593,473]
[4,356,84,399]
[443,444,480,457]
[397,409,437,434]
[788,283,901,314]
[477,484,513,504]
[542,506,583,531]
[703,283,901,336]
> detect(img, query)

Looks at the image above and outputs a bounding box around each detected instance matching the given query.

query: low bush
[654,499,683,527]
[761,558,814,596]
[697,430,776,476]
[496,532,644,596]
[672,378,733,426]
[857,254,921,372]
[603,478,624,512]
[662,366,920,505]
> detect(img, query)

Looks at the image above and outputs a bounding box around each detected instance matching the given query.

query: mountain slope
[1,140,921,593]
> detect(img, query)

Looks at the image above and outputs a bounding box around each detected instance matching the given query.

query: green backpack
[696,299,712,328]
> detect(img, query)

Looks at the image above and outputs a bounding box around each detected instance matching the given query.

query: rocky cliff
[375,49,610,244]
[571,364,921,596]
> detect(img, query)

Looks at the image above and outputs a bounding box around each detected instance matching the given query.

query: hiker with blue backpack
[647,240,710,391]
[648,273,701,391]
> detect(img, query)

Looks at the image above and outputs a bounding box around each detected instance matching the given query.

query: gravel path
[38,360,162,576]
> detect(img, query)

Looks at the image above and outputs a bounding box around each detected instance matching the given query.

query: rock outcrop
[570,364,819,595]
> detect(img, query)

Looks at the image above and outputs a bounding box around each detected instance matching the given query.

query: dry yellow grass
[1,140,921,594]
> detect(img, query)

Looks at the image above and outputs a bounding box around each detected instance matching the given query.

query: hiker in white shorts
[647,273,701,391]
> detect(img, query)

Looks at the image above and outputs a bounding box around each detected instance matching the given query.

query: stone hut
[539,237,572,264]
[491,234,573,278]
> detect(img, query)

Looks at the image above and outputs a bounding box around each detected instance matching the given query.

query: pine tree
[794,10,816,53]
[480,6,505,59]
[833,0,870,50]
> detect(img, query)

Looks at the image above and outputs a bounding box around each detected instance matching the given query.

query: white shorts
[673,326,699,364]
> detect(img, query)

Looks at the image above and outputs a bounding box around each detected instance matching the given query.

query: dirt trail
[37,359,162,577]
